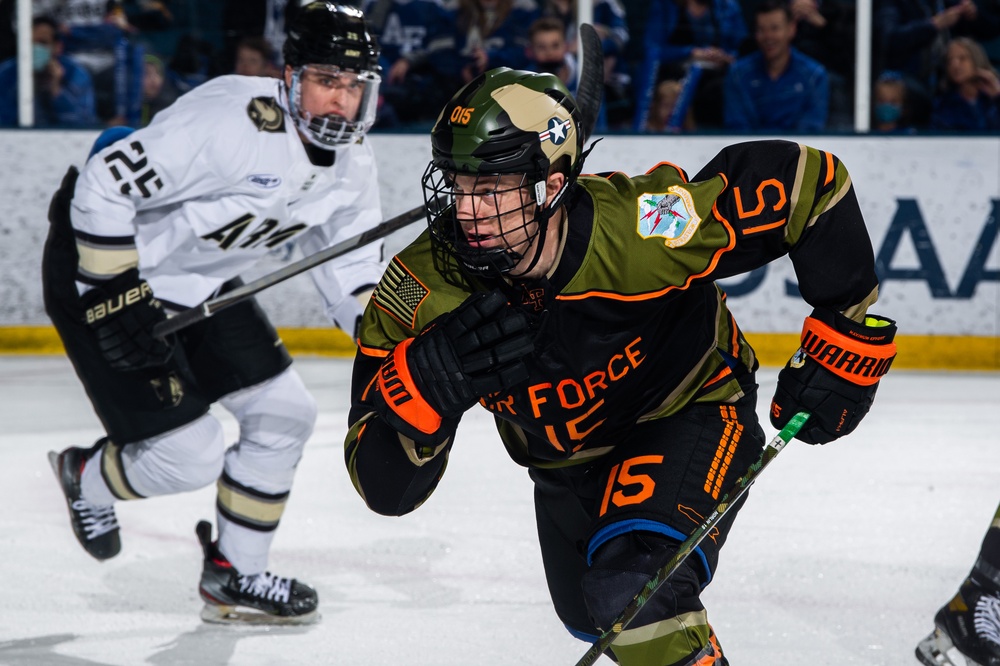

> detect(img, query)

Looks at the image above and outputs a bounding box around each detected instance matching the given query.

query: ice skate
[48,441,120,561]
[916,578,1000,666]
[196,520,319,625]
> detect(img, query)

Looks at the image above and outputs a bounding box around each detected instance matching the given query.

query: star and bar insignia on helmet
[538,117,571,145]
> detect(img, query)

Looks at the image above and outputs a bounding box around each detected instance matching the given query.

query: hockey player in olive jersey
[345,68,897,664]
[44,3,383,624]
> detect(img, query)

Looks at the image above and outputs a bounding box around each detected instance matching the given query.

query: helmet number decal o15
[450,106,474,125]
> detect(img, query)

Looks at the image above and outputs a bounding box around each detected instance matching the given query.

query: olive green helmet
[421,68,587,277]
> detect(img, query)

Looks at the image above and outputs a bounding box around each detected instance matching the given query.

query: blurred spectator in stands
[542,0,628,77]
[930,36,1000,130]
[871,70,915,133]
[222,0,293,71]
[644,78,696,132]
[633,0,747,131]
[361,0,458,126]
[121,0,176,64]
[526,16,577,88]
[139,52,177,125]
[0,15,97,127]
[233,35,278,77]
[454,0,541,84]
[789,0,855,130]
[541,0,630,120]
[167,33,214,93]
[875,0,1000,127]
[39,0,146,126]
[724,0,828,132]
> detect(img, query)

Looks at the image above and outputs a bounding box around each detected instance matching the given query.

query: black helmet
[421,68,586,277]
[283,2,380,73]
[283,3,382,149]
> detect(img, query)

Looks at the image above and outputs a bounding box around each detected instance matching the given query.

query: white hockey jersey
[71,75,386,333]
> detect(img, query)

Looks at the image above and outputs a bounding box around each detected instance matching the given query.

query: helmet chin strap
[507,197,562,280]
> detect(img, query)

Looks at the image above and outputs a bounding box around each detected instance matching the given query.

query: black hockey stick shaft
[153,200,435,338]
[573,411,810,666]
[576,23,604,141]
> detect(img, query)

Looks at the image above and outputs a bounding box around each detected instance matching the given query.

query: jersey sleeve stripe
[76,244,139,281]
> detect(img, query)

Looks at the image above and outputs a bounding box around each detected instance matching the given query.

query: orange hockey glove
[372,289,534,443]
[770,308,896,444]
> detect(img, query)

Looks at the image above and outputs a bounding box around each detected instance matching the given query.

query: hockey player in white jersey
[42,2,384,625]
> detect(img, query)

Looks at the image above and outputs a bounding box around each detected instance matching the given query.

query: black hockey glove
[770,308,896,444]
[81,268,174,371]
[372,289,534,444]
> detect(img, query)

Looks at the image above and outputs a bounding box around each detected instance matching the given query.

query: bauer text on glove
[81,268,174,371]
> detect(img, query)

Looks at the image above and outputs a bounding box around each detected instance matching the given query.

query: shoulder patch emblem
[373,258,429,329]
[247,96,286,133]
[637,186,702,248]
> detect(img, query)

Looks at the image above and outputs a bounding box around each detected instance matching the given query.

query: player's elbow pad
[770,308,897,444]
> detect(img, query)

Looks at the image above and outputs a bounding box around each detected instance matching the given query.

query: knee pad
[582,532,703,633]
[220,367,317,456]
[220,367,316,491]
[112,414,226,497]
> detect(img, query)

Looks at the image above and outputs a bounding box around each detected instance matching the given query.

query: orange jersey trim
[823,151,835,187]
[557,174,735,303]
[357,343,391,358]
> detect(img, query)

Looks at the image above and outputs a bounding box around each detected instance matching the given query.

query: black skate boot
[48,440,120,561]
[196,520,319,625]
[916,577,1000,666]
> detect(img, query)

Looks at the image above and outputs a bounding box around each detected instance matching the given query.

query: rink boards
[0,131,996,370]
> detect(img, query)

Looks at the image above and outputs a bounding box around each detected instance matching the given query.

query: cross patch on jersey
[247,96,286,133]
[373,258,429,328]
[637,186,702,248]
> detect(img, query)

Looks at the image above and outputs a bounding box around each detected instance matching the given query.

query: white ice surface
[1,356,998,665]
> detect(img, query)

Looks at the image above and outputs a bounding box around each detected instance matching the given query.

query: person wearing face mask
[871,71,914,133]
[0,14,96,127]
[526,16,577,88]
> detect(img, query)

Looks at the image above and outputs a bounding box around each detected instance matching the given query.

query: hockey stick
[573,411,811,666]
[152,200,438,339]
[576,23,604,141]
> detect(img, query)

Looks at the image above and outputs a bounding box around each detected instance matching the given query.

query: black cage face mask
[422,167,547,278]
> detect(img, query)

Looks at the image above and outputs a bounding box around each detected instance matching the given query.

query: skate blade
[47,450,60,477]
[916,628,983,666]
[200,603,320,626]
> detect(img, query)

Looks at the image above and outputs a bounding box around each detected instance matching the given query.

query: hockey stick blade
[576,23,604,141]
[573,411,810,666]
[153,199,440,339]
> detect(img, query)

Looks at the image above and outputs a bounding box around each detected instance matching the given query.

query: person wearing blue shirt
[454,0,542,84]
[632,0,748,130]
[724,0,828,132]
[930,36,1000,131]
[362,0,458,125]
[0,15,97,128]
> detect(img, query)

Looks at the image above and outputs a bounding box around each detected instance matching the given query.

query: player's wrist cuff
[801,308,897,386]
[375,337,445,436]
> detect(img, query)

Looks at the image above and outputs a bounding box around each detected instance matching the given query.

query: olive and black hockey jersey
[346,140,880,509]
[70,75,385,332]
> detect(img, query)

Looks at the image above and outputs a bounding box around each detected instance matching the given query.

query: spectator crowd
[2,0,1000,133]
